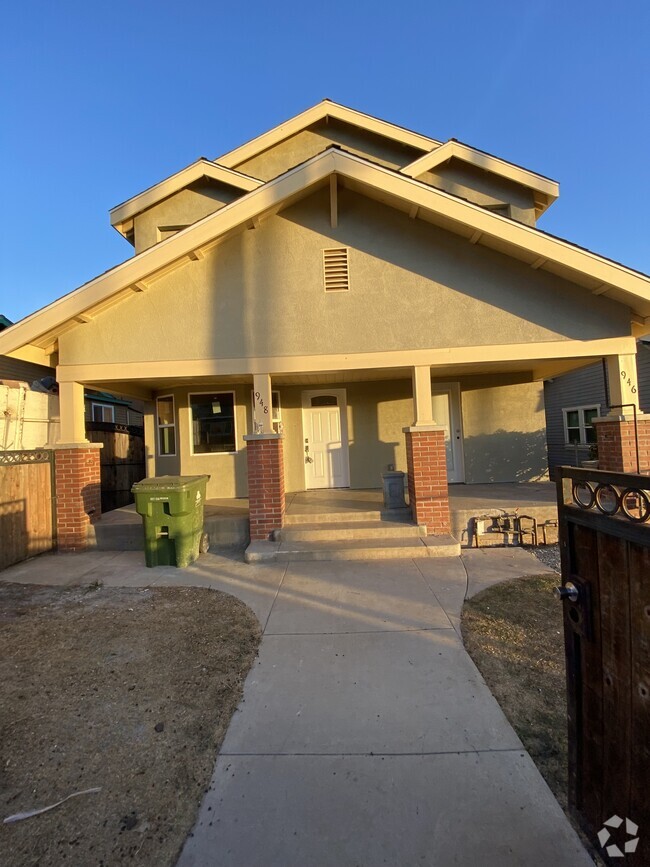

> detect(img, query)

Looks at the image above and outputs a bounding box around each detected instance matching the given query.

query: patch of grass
[461,574,568,808]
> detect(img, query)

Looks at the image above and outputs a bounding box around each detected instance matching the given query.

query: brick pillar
[244,433,285,542]
[403,426,451,535]
[54,445,102,552]
[594,415,650,473]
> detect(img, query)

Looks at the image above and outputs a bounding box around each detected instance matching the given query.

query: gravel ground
[528,544,561,573]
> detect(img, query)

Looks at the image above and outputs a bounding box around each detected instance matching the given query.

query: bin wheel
[199,532,210,554]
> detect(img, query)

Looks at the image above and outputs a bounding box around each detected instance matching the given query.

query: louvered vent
[323,248,350,292]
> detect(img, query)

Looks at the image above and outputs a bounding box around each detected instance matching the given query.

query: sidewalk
[2,547,591,866]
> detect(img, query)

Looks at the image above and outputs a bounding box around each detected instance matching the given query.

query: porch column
[55,381,102,552]
[244,433,285,541]
[404,365,451,535]
[412,365,434,426]
[143,400,156,478]
[252,373,274,434]
[594,354,650,473]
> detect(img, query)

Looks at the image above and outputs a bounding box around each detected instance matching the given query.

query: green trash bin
[131,475,210,568]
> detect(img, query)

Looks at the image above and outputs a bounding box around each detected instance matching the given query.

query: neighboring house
[1,316,143,448]
[545,339,650,470]
[0,100,648,549]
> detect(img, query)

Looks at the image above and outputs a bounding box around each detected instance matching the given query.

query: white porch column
[605,354,640,417]
[252,373,274,434]
[57,381,88,444]
[411,365,433,426]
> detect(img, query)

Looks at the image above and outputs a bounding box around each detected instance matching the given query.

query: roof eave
[2,147,648,356]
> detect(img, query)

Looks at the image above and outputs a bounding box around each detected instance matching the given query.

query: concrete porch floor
[92,483,558,550]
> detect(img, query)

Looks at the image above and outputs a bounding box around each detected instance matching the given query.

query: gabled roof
[0,314,13,331]
[401,140,559,217]
[2,147,649,356]
[216,99,441,168]
[110,159,263,240]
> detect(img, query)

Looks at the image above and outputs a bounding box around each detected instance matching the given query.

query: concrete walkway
[1,548,591,866]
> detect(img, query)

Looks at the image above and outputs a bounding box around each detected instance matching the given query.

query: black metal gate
[556,466,649,865]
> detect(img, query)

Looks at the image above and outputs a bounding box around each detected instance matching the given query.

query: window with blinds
[323,248,349,292]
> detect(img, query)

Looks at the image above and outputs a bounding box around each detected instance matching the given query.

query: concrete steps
[247,510,460,563]
[275,520,425,543]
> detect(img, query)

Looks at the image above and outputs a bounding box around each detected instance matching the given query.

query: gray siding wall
[544,341,650,469]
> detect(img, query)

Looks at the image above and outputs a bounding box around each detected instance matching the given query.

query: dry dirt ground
[0,582,261,867]
[461,574,568,808]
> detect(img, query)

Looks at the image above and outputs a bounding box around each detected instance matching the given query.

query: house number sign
[254,391,270,414]
[620,370,637,394]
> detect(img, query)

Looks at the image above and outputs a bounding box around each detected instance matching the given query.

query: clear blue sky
[1,0,648,323]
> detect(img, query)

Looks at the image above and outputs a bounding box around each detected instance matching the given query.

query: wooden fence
[0,449,55,571]
[86,422,146,513]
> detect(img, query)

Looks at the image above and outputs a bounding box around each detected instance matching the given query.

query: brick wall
[404,428,451,535]
[245,435,285,542]
[595,417,650,474]
[54,447,102,551]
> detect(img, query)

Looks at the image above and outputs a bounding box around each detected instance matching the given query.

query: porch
[90,482,558,554]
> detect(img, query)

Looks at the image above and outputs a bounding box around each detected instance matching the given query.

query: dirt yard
[461,574,568,807]
[0,582,261,867]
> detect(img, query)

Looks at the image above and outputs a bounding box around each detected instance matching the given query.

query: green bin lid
[132,475,210,493]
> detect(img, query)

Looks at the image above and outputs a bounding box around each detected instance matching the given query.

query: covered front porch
[53,345,646,553]
[90,482,558,555]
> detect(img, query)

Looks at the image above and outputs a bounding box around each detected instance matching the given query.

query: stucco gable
[58,186,632,369]
[2,148,649,359]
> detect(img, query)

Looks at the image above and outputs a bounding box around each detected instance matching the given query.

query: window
[563,405,599,445]
[91,402,115,423]
[323,248,349,292]
[190,392,236,454]
[250,390,282,432]
[311,395,337,407]
[156,395,176,456]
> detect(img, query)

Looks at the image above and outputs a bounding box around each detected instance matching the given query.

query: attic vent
[323,248,350,292]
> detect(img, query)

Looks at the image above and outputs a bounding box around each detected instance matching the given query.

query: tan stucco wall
[461,380,548,483]
[235,119,423,180]
[148,376,548,497]
[60,187,630,369]
[422,158,537,226]
[133,182,241,253]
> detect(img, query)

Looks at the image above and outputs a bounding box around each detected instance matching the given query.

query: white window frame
[562,404,600,447]
[189,390,238,456]
[156,394,177,457]
[91,402,115,423]
[250,389,281,432]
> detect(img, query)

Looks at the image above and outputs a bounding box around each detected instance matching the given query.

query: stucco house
[1,100,649,552]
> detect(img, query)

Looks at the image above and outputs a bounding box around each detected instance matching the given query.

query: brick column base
[244,434,285,542]
[54,445,102,552]
[404,426,451,535]
[594,415,650,473]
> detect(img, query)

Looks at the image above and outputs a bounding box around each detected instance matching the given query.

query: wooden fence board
[0,454,53,571]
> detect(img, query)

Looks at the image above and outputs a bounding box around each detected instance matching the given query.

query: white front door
[302,389,350,489]
[431,384,464,483]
